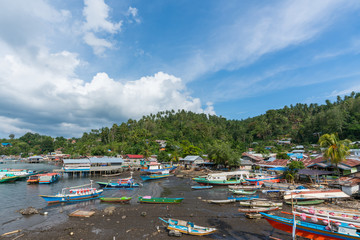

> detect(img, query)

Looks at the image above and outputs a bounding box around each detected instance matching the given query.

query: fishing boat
[228,184,262,190]
[99,197,132,203]
[227,195,259,201]
[238,206,279,213]
[0,175,20,183]
[206,199,236,204]
[285,199,325,205]
[39,181,103,204]
[39,173,60,184]
[263,182,299,190]
[138,196,184,204]
[141,162,177,173]
[245,174,281,185]
[261,212,360,239]
[27,175,40,184]
[239,201,283,207]
[159,217,217,236]
[283,189,350,200]
[191,185,213,190]
[295,206,360,224]
[97,172,140,188]
[140,170,170,181]
[0,168,36,179]
[229,189,257,195]
[192,171,249,185]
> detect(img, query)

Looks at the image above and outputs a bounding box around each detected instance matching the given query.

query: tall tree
[319,133,350,179]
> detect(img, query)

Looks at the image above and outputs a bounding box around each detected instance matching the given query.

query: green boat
[138,196,184,204]
[192,171,249,185]
[285,199,325,205]
[99,197,132,203]
[0,175,20,183]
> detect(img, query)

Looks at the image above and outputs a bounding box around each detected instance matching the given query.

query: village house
[179,155,204,169]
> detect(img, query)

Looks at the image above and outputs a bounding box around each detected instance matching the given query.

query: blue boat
[97,173,139,188]
[140,171,170,181]
[39,181,103,204]
[141,162,177,173]
[227,195,259,201]
[159,217,217,236]
[191,185,213,190]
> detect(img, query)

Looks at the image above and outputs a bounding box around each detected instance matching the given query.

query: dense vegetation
[1,92,360,162]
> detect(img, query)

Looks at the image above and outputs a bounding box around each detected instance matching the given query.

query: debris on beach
[104,206,116,215]
[69,210,95,218]
[19,207,39,215]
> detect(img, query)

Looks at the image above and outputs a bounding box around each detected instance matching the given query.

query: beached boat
[138,196,184,204]
[228,184,262,190]
[283,189,350,200]
[238,206,279,213]
[97,173,140,188]
[39,181,103,204]
[295,205,360,224]
[206,199,236,204]
[159,217,217,236]
[141,162,177,173]
[263,182,298,190]
[227,195,259,201]
[261,212,360,239]
[0,175,20,183]
[99,197,132,203]
[229,189,257,195]
[245,174,281,185]
[239,201,283,208]
[192,171,249,185]
[140,170,170,181]
[285,199,325,205]
[191,185,213,190]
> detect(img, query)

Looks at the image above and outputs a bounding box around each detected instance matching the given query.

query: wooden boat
[228,184,262,190]
[238,206,279,213]
[39,181,103,203]
[140,170,170,181]
[229,189,256,195]
[99,197,132,203]
[285,199,325,205]
[159,217,217,236]
[245,174,281,185]
[138,196,184,204]
[295,205,360,224]
[192,171,249,185]
[191,185,213,190]
[227,195,259,201]
[239,201,283,207]
[261,212,360,239]
[141,162,177,173]
[246,213,262,219]
[284,189,350,200]
[0,175,19,183]
[0,169,36,179]
[263,182,298,190]
[97,173,139,188]
[39,173,60,184]
[206,199,236,204]
[27,174,40,184]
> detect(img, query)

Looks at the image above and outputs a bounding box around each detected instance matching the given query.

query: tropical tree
[284,160,304,183]
[318,133,350,179]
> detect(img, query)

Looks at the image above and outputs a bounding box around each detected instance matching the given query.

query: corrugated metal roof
[183,155,203,161]
[63,159,90,164]
[88,157,123,163]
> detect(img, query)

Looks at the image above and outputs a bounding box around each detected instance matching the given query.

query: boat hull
[100,197,131,203]
[39,190,103,203]
[261,213,360,240]
[140,174,170,181]
[97,182,140,188]
[193,177,244,185]
[139,197,183,204]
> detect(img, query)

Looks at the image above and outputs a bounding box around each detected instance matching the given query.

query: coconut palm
[318,133,350,179]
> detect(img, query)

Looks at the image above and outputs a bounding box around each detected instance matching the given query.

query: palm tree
[318,133,350,179]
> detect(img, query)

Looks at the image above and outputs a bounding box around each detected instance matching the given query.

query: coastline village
[2,136,360,239]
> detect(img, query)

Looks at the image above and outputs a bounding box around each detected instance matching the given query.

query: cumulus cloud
[0,49,213,137]
[127,6,140,23]
[82,0,122,55]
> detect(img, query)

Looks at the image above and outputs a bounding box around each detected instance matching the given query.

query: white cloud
[82,0,122,55]
[127,6,140,23]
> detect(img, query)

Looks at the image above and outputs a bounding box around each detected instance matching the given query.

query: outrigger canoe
[191,185,213,190]
[159,217,217,236]
[99,197,132,203]
[138,196,184,204]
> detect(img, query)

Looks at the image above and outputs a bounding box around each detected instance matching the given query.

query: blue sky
[1,0,360,138]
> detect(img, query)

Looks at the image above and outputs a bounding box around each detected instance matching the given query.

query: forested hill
[2,92,360,157]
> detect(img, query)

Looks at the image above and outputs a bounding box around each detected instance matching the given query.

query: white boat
[206,199,237,204]
[283,189,350,200]
[239,201,283,207]
[0,168,35,178]
[193,171,250,185]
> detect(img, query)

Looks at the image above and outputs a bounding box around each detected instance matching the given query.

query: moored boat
[99,197,132,203]
[0,175,20,183]
[191,185,213,190]
[283,189,350,200]
[141,162,176,173]
[159,217,217,236]
[238,206,279,213]
[245,174,281,185]
[138,196,184,204]
[39,181,103,204]
[228,184,262,190]
[285,199,325,205]
[227,195,259,201]
[239,201,283,208]
[229,189,257,195]
[39,173,60,184]
[140,170,170,181]
[192,171,249,185]
[206,199,236,204]
[261,212,360,239]
[97,172,139,188]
